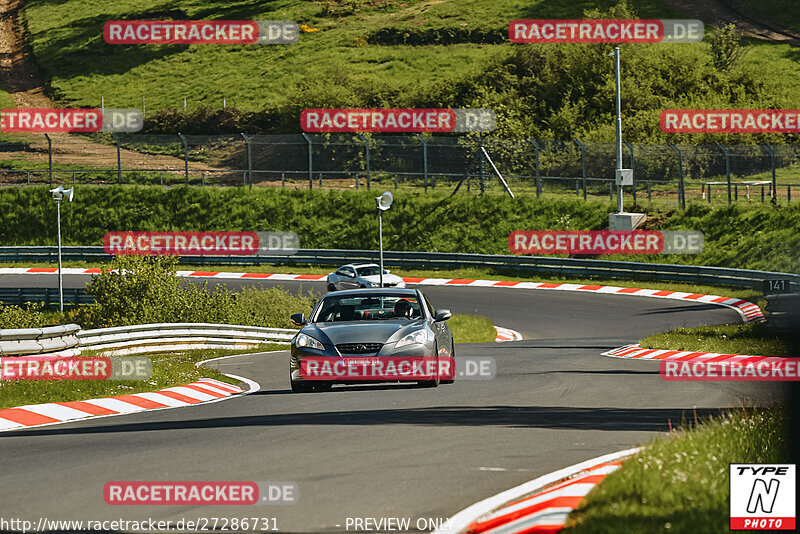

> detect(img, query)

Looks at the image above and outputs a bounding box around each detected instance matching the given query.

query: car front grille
[336,343,384,355]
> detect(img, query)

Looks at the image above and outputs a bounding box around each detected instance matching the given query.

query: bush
[0,302,51,329]
[74,255,317,329]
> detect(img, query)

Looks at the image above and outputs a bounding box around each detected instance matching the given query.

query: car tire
[418,345,440,388]
[441,342,455,384]
[327,283,337,292]
[290,379,315,393]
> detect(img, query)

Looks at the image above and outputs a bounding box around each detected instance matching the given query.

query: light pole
[613,46,623,213]
[50,185,74,312]
[376,191,393,287]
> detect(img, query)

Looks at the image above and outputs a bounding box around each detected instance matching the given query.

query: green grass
[0,345,283,410]
[1,186,799,273]
[17,0,800,144]
[639,323,788,357]
[565,407,787,534]
[448,313,497,343]
[737,0,800,33]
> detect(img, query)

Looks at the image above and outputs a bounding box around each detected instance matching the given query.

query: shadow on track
[3,405,728,438]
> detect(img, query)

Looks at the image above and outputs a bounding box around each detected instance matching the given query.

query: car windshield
[313,295,422,322]
[355,266,381,277]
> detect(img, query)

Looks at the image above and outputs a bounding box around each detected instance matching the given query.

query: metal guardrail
[0,288,92,308]
[1,246,799,289]
[0,324,81,356]
[0,323,297,357]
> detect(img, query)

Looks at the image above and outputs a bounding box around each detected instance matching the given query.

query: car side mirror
[290,313,306,326]
[433,309,452,322]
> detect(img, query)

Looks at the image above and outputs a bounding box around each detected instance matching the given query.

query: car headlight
[395,329,432,348]
[295,333,324,351]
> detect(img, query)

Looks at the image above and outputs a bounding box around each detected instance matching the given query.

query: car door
[422,292,450,356]
[339,266,359,290]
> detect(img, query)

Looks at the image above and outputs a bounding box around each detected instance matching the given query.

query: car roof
[324,288,418,298]
[351,263,379,269]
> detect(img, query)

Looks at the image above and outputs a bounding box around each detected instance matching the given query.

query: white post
[378,210,384,288]
[56,199,63,312]
[614,47,623,213]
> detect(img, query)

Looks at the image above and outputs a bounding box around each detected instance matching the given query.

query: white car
[326,263,406,292]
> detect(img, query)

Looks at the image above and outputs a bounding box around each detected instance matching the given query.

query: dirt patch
[0,0,220,172]
[664,0,800,46]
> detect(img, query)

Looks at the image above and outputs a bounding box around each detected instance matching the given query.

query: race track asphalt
[0,273,784,533]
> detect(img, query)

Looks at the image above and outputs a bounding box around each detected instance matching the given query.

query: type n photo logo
[730,464,795,530]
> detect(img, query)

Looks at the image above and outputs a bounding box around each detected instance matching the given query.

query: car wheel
[418,345,440,388]
[327,283,336,292]
[441,342,455,384]
[290,379,315,393]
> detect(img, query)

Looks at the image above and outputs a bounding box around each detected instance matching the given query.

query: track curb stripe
[435,448,640,534]
[494,326,523,342]
[0,378,243,432]
[1,268,764,324]
[601,344,783,363]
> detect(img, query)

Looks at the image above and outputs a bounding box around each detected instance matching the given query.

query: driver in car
[393,299,412,319]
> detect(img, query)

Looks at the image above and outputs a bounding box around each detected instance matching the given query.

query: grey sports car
[289,288,454,392]
[326,263,406,291]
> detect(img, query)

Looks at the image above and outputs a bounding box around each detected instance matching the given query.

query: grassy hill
[19,0,800,143]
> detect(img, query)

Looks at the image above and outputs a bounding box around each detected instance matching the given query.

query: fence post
[417,134,428,192]
[716,142,732,205]
[241,133,252,190]
[177,133,189,184]
[668,143,685,210]
[624,141,635,203]
[359,133,370,190]
[788,185,792,202]
[530,138,541,199]
[302,133,313,190]
[762,144,777,205]
[479,136,486,194]
[111,133,122,184]
[160,170,163,186]
[574,139,587,200]
[44,133,53,186]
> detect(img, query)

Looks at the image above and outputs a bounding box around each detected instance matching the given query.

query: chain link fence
[1,133,799,207]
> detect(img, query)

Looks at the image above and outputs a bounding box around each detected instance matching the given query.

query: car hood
[305,320,425,345]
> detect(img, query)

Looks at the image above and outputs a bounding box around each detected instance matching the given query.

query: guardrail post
[624,141,635,203]
[111,132,122,184]
[241,133,252,190]
[574,139,587,200]
[177,133,189,185]
[762,143,777,205]
[668,143,685,210]
[44,133,53,186]
[302,133,313,189]
[359,133,370,190]
[417,134,428,192]
[789,185,792,202]
[530,138,541,199]
[716,142,732,205]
